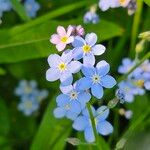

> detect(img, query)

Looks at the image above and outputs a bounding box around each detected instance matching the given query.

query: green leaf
[143,0,150,6]
[0,98,10,136]
[10,0,30,22]
[0,18,122,64]
[31,95,72,150]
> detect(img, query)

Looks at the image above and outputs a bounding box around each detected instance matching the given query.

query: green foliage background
[0,0,150,150]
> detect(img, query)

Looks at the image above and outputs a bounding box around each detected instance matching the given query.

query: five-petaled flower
[46,50,82,86]
[50,26,74,51]
[72,33,106,66]
[77,60,116,99]
[73,106,113,143]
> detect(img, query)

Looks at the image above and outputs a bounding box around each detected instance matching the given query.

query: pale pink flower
[50,26,74,51]
[68,25,85,37]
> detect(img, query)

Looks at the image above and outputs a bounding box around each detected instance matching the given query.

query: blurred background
[0,0,150,150]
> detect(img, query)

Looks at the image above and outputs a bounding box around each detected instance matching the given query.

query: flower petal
[50,34,60,44]
[101,75,116,88]
[72,47,83,60]
[60,72,73,86]
[91,84,103,99]
[96,60,110,76]
[97,121,113,136]
[56,94,70,106]
[56,43,66,51]
[60,84,73,94]
[84,127,95,143]
[83,53,95,66]
[66,36,74,44]
[46,68,60,82]
[96,106,109,121]
[61,50,73,64]
[72,36,85,47]
[48,54,62,68]
[57,26,66,36]
[70,101,82,114]
[53,107,66,118]
[78,92,91,109]
[92,44,106,55]
[85,33,97,46]
[67,26,73,36]
[145,81,150,90]
[125,94,134,103]
[82,65,95,77]
[76,77,91,91]
[68,61,82,74]
[66,111,78,120]
[73,116,88,131]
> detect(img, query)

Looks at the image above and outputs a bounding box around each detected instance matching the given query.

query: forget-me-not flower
[16,80,48,116]
[83,11,99,24]
[24,0,40,18]
[73,106,113,143]
[77,61,116,99]
[18,95,39,116]
[54,82,91,120]
[99,0,131,11]
[68,25,85,37]
[46,50,82,86]
[72,33,106,66]
[50,26,74,51]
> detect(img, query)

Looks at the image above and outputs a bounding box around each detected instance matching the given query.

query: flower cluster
[117,58,150,103]
[99,0,136,15]
[46,25,116,142]
[15,80,48,116]
[0,0,40,21]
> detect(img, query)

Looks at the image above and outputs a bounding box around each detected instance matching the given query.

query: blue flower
[18,95,39,116]
[15,80,37,97]
[53,82,91,120]
[72,33,106,66]
[118,58,141,78]
[73,106,113,143]
[118,81,136,103]
[24,0,40,18]
[0,0,12,18]
[83,11,99,24]
[46,50,82,86]
[77,61,116,99]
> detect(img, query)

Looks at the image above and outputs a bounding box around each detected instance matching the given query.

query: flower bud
[139,31,150,41]
[135,40,145,53]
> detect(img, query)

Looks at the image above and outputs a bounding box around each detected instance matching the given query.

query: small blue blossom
[15,80,37,97]
[115,89,125,103]
[53,82,91,120]
[18,95,39,116]
[77,61,116,99]
[0,0,12,18]
[15,80,48,116]
[83,11,99,24]
[24,0,40,18]
[118,81,136,103]
[72,33,106,66]
[46,50,82,86]
[73,106,113,143]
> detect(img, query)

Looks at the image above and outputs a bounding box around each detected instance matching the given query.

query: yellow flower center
[119,0,126,4]
[25,101,32,109]
[24,86,32,94]
[82,45,91,53]
[134,80,144,88]
[58,63,67,71]
[61,36,68,43]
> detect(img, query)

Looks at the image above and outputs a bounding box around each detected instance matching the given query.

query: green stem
[118,51,150,83]
[130,0,143,57]
[86,103,98,142]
